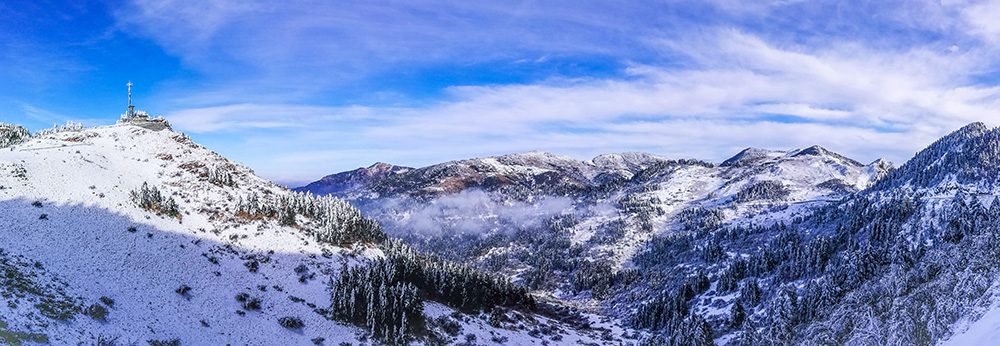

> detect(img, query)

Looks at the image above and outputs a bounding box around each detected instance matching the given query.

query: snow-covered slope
[869,122,1000,346]
[941,302,1000,346]
[0,124,616,345]
[689,122,1000,346]
[651,144,888,209]
[0,124,368,345]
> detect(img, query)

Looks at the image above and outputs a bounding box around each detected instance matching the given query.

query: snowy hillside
[651,121,1000,346]
[868,121,1000,346]
[0,123,620,345]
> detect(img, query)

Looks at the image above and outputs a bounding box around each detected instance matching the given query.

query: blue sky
[3,0,1000,186]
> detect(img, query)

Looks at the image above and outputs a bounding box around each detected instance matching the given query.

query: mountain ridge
[295,150,676,199]
[297,146,891,203]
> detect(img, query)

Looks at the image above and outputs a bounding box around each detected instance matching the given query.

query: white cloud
[112,1,1000,185]
[164,28,1000,185]
[962,1,1000,44]
[167,103,385,132]
[114,0,660,95]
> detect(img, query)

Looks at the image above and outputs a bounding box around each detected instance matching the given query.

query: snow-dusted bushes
[35,296,79,321]
[208,165,237,187]
[85,303,108,320]
[130,182,180,218]
[32,121,83,138]
[146,339,180,346]
[94,335,120,346]
[278,316,304,329]
[0,249,81,326]
[0,123,30,148]
[235,293,261,311]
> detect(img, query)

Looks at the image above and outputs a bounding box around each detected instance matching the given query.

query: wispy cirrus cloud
[961,1,1000,45]
[113,0,665,99]
[95,0,1000,185]
[162,28,1000,185]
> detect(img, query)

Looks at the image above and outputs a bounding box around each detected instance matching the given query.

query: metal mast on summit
[127,81,134,119]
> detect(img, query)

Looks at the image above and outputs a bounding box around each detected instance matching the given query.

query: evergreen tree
[766,285,799,346]
[685,313,715,346]
[730,301,747,330]
[739,321,760,346]
[739,278,761,307]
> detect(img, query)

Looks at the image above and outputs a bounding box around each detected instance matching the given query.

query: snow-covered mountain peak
[719,147,784,167]
[498,150,565,160]
[359,162,412,180]
[298,161,413,197]
[8,124,280,217]
[870,122,1000,193]
[720,145,864,169]
[859,157,894,187]
[951,121,989,140]
[869,157,893,169]
[788,144,864,167]
[486,151,570,169]
[591,151,670,173]
[368,161,400,170]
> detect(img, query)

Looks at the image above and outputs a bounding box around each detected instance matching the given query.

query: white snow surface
[938,273,1000,346]
[0,124,606,345]
[0,124,360,344]
[942,299,1000,346]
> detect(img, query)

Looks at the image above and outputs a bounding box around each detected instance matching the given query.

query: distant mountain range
[296,146,890,201]
[295,122,1000,346]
